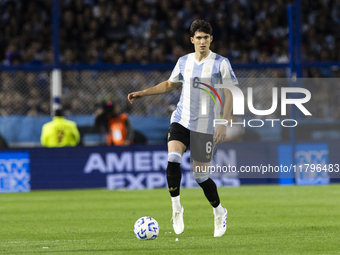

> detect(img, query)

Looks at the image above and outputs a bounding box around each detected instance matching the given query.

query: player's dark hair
[190,20,212,37]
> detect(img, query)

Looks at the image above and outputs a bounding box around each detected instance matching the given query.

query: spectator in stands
[93,0,110,25]
[40,109,80,147]
[120,4,131,25]
[1,0,340,67]
[178,0,195,29]
[95,101,134,146]
[136,47,150,65]
[167,45,184,63]
[128,14,145,43]
[60,9,77,46]
[104,10,128,44]
[166,17,185,46]
[151,43,167,63]
[62,48,76,65]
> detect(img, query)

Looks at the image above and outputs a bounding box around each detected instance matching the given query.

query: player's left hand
[214,125,226,144]
[128,91,144,104]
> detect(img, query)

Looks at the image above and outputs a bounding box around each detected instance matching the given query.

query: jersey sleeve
[168,60,183,83]
[220,58,238,85]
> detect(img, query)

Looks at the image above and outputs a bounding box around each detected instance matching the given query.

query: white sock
[171,195,181,212]
[213,204,225,216]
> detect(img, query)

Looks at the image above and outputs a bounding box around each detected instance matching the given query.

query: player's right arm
[127,80,181,104]
[128,58,183,104]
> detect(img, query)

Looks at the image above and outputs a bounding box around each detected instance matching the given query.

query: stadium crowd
[0,0,340,117]
[1,0,340,65]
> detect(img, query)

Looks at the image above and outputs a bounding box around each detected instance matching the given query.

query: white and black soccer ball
[134,216,159,240]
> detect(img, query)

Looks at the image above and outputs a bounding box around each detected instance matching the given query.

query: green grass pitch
[1,184,339,254]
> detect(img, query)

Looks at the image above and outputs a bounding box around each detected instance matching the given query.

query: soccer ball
[134,216,159,240]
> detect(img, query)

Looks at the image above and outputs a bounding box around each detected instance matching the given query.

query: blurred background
[0,0,339,147]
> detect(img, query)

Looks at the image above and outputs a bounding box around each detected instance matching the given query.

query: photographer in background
[41,109,80,147]
[95,101,134,146]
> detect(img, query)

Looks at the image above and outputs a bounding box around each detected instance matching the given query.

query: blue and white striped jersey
[169,51,238,134]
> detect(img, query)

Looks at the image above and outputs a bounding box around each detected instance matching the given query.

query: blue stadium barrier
[0,115,170,145]
[1,141,339,192]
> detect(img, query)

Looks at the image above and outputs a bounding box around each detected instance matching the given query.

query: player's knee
[168,151,182,163]
[193,172,209,184]
[167,152,182,177]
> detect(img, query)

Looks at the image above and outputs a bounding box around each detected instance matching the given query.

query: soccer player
[41,109,80,147]
[127,20,237,237]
